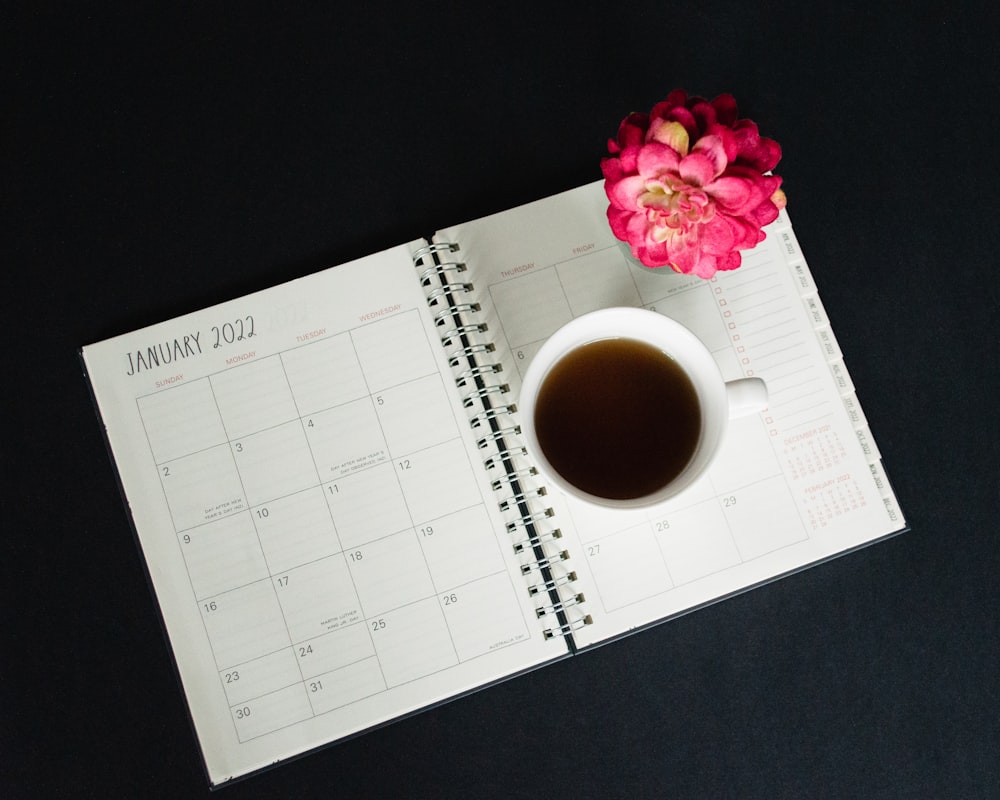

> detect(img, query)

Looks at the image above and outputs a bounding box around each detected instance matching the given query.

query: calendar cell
[489,268,572,349]
[374,374,460,456]
[231,421,319,506]
[724,476,808,560]
[556,248,641,317]
[418,505,505,590]
[653,500,742,586]
[438,573,530,661]
[220,648,302,706]
[210,356,300,439]
[395,439,482,525]
[709,415,780,495]
[350,311,437,393]
[295,623,377,681]
[648,283,729,352]
[181,512,269,600]
[200,580,291,668]
[629,261,702,306]
[303,397,388,480]
[231,683,313,741]
[251,487,342,575]
[347,530,436,619]
[369,597,458,688]
[272,554,363,644]
[324,463,412,550]
[160,444,246,532]
[585,523,673,612]
[306,657,387,715]
[138,379,227,463]
[280,333,369,415]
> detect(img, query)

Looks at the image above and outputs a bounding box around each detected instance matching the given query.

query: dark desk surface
[5,4,998,798]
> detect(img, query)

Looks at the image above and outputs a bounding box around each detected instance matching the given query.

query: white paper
[436,181,905,649]
[82,243,567,785]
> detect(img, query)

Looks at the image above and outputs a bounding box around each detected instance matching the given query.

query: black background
[4,3,998,798]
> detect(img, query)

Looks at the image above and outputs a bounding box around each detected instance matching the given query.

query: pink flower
[602,90,786,278]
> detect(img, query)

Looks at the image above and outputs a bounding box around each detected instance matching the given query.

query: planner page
[82,244,568,785]
[435,181,905,650]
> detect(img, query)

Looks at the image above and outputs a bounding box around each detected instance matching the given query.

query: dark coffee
[533,337,701,500]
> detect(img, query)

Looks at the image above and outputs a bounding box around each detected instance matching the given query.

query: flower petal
[706,123,739,161]
[688,98,718,136]
[600,156,624,182]
[649,89,688,120]
[710,250,742,275]
[606,174,648,211]
[619,144,641,173]
[668,240,701,275]
[712,93,738,126]
[606,206,634,241]
[616,112,649,150]
[720,212,762,249]
[699,214,736,255]
[647,120,689,155]
[706,175,760,214]
[750,198,781,227]
[692,134,729,176]
[678,152,718,186]
[636,142,681,176]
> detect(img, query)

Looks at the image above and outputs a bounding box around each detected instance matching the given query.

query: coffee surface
[533,337,701,500]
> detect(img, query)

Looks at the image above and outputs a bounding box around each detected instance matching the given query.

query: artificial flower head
[602,90,786,278]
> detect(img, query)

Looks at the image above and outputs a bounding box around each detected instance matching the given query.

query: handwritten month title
[123,303,402,377]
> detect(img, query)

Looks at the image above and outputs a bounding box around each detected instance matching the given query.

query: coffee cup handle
[725,377,768,419]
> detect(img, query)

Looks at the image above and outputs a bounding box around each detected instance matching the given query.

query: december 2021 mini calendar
[82,180,905,785]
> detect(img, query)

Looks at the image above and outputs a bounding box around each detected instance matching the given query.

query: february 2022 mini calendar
[82,180,905,785]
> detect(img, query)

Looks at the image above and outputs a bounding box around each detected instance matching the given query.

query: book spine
[413,243,592,645]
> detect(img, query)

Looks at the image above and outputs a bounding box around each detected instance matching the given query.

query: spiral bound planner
[81,180,905,785]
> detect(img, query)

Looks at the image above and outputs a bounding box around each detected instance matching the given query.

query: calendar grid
[138,310,534,741]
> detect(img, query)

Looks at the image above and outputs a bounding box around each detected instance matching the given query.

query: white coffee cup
[519,307,767,509]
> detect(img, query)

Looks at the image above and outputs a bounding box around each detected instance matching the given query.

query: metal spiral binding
[440,323,488,346]
[543,616,594,641]
[469,405,517,429]
[417,260,467,286]
[505,508,554,532]
[426,282,474,305]
[448,343,493,367]
[412,242,459,260]
[520,550,570,575]
[527,572,577,596]
[413,240,592,645]
[491,467,537,489]
[455,363,501,387]
[483,446,527,471]
[461,383,509,408]
[434,303,481,326]
[535,593,585,618]
[497,486,545,512]
[512,528,562,554]
[475,425,521,450]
